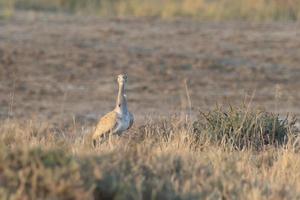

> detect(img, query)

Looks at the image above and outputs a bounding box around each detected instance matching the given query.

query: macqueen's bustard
[92,74,133,146]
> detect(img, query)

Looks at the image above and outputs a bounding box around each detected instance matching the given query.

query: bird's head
[117,74,128,85]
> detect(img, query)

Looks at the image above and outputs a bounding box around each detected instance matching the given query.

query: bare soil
[1,12,300,126]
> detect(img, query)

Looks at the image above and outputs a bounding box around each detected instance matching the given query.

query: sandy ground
[1,12,300,127]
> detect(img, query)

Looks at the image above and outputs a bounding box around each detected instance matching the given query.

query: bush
[193,105,297,150]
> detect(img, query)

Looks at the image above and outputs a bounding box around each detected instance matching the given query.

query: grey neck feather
[115,82,128,114]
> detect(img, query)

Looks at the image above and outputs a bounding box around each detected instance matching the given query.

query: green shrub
[193,105,297,150]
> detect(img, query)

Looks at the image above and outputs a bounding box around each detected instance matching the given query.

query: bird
[92,74,133,146]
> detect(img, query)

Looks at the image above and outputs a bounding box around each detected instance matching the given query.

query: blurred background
[2,0,300,20]
[0,0,300,126]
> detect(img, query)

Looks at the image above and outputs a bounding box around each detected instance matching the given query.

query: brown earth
[1,12,300,127]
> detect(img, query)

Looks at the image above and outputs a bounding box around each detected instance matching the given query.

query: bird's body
[92,74,133,145]
[115,111,133,134]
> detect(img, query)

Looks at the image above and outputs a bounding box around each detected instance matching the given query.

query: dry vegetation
[1,0,300,21]
[0,105,300,199]
[1,1,300,199]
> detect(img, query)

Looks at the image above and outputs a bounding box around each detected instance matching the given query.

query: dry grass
[0,106,300,199]
[2,0,300,21]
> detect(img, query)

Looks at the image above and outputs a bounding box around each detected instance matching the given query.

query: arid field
[1,10,300,199]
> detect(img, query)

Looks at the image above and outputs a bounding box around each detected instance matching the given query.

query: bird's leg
[93,139,97,147]
[108,132,113,148]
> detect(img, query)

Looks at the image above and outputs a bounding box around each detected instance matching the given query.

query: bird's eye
[118,104,121,107]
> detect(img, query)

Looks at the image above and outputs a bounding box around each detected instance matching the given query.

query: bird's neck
[115,82,128,114]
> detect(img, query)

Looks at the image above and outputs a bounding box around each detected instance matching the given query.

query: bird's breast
[116,113,131,133]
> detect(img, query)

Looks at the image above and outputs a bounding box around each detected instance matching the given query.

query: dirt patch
[1,12,300,126]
